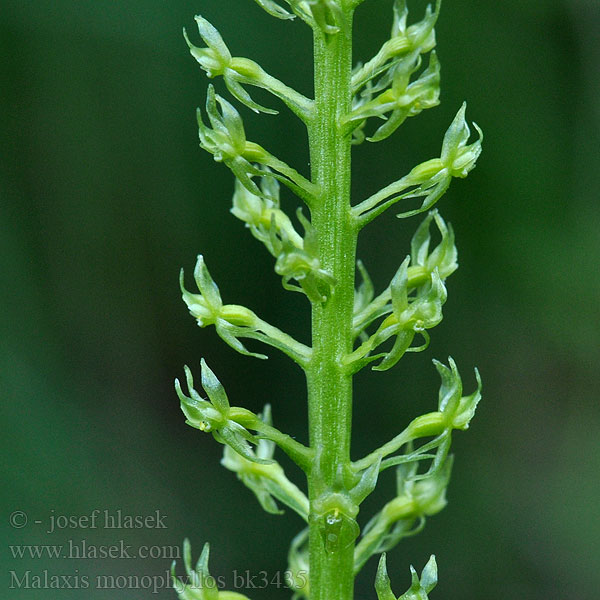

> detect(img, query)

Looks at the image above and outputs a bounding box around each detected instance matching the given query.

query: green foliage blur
[1,1,598,599]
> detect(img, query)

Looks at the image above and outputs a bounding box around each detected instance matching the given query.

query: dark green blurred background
[2,0,599,598]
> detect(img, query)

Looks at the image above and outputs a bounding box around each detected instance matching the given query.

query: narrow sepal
[433,357,482,430]
[375,554,397,600]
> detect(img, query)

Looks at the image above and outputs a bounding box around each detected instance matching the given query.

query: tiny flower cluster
[351,357,480,572]
[408,358,482,439]
[196,87,316,204]
[176,1,484,599]
[232,173,335,303]
[347,0,441,143]
[349,210,456,372]
[221,405,310,520]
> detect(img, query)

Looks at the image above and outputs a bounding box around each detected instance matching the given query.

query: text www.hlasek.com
[9,540,180,560]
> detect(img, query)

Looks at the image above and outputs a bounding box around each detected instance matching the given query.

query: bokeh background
[2,0,599,598]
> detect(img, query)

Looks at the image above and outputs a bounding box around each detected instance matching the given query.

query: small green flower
[185,16,278,114]
[375,553,437,600]
[408,358,482,437]
[390,0,440,55]
[231,174,301,247]
[197,86,262,195]
[434,357,482,430]
[221,405,310,519]
[184,16,231,78]
[352,210,456,347]
[353,449,450,572]
[175,360,272,464]
[232,175,335,303]
[197,86,316,201]
[410,209,457,281]
[370,258,447,371]
[180,255,267,358]
[348,51,440,142]
[352,0,440,94]
[397,102,483,217]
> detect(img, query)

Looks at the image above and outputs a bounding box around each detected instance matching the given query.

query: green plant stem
[306,10,357,600]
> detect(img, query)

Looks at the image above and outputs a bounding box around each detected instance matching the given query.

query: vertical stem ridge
[306,11,357,600]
